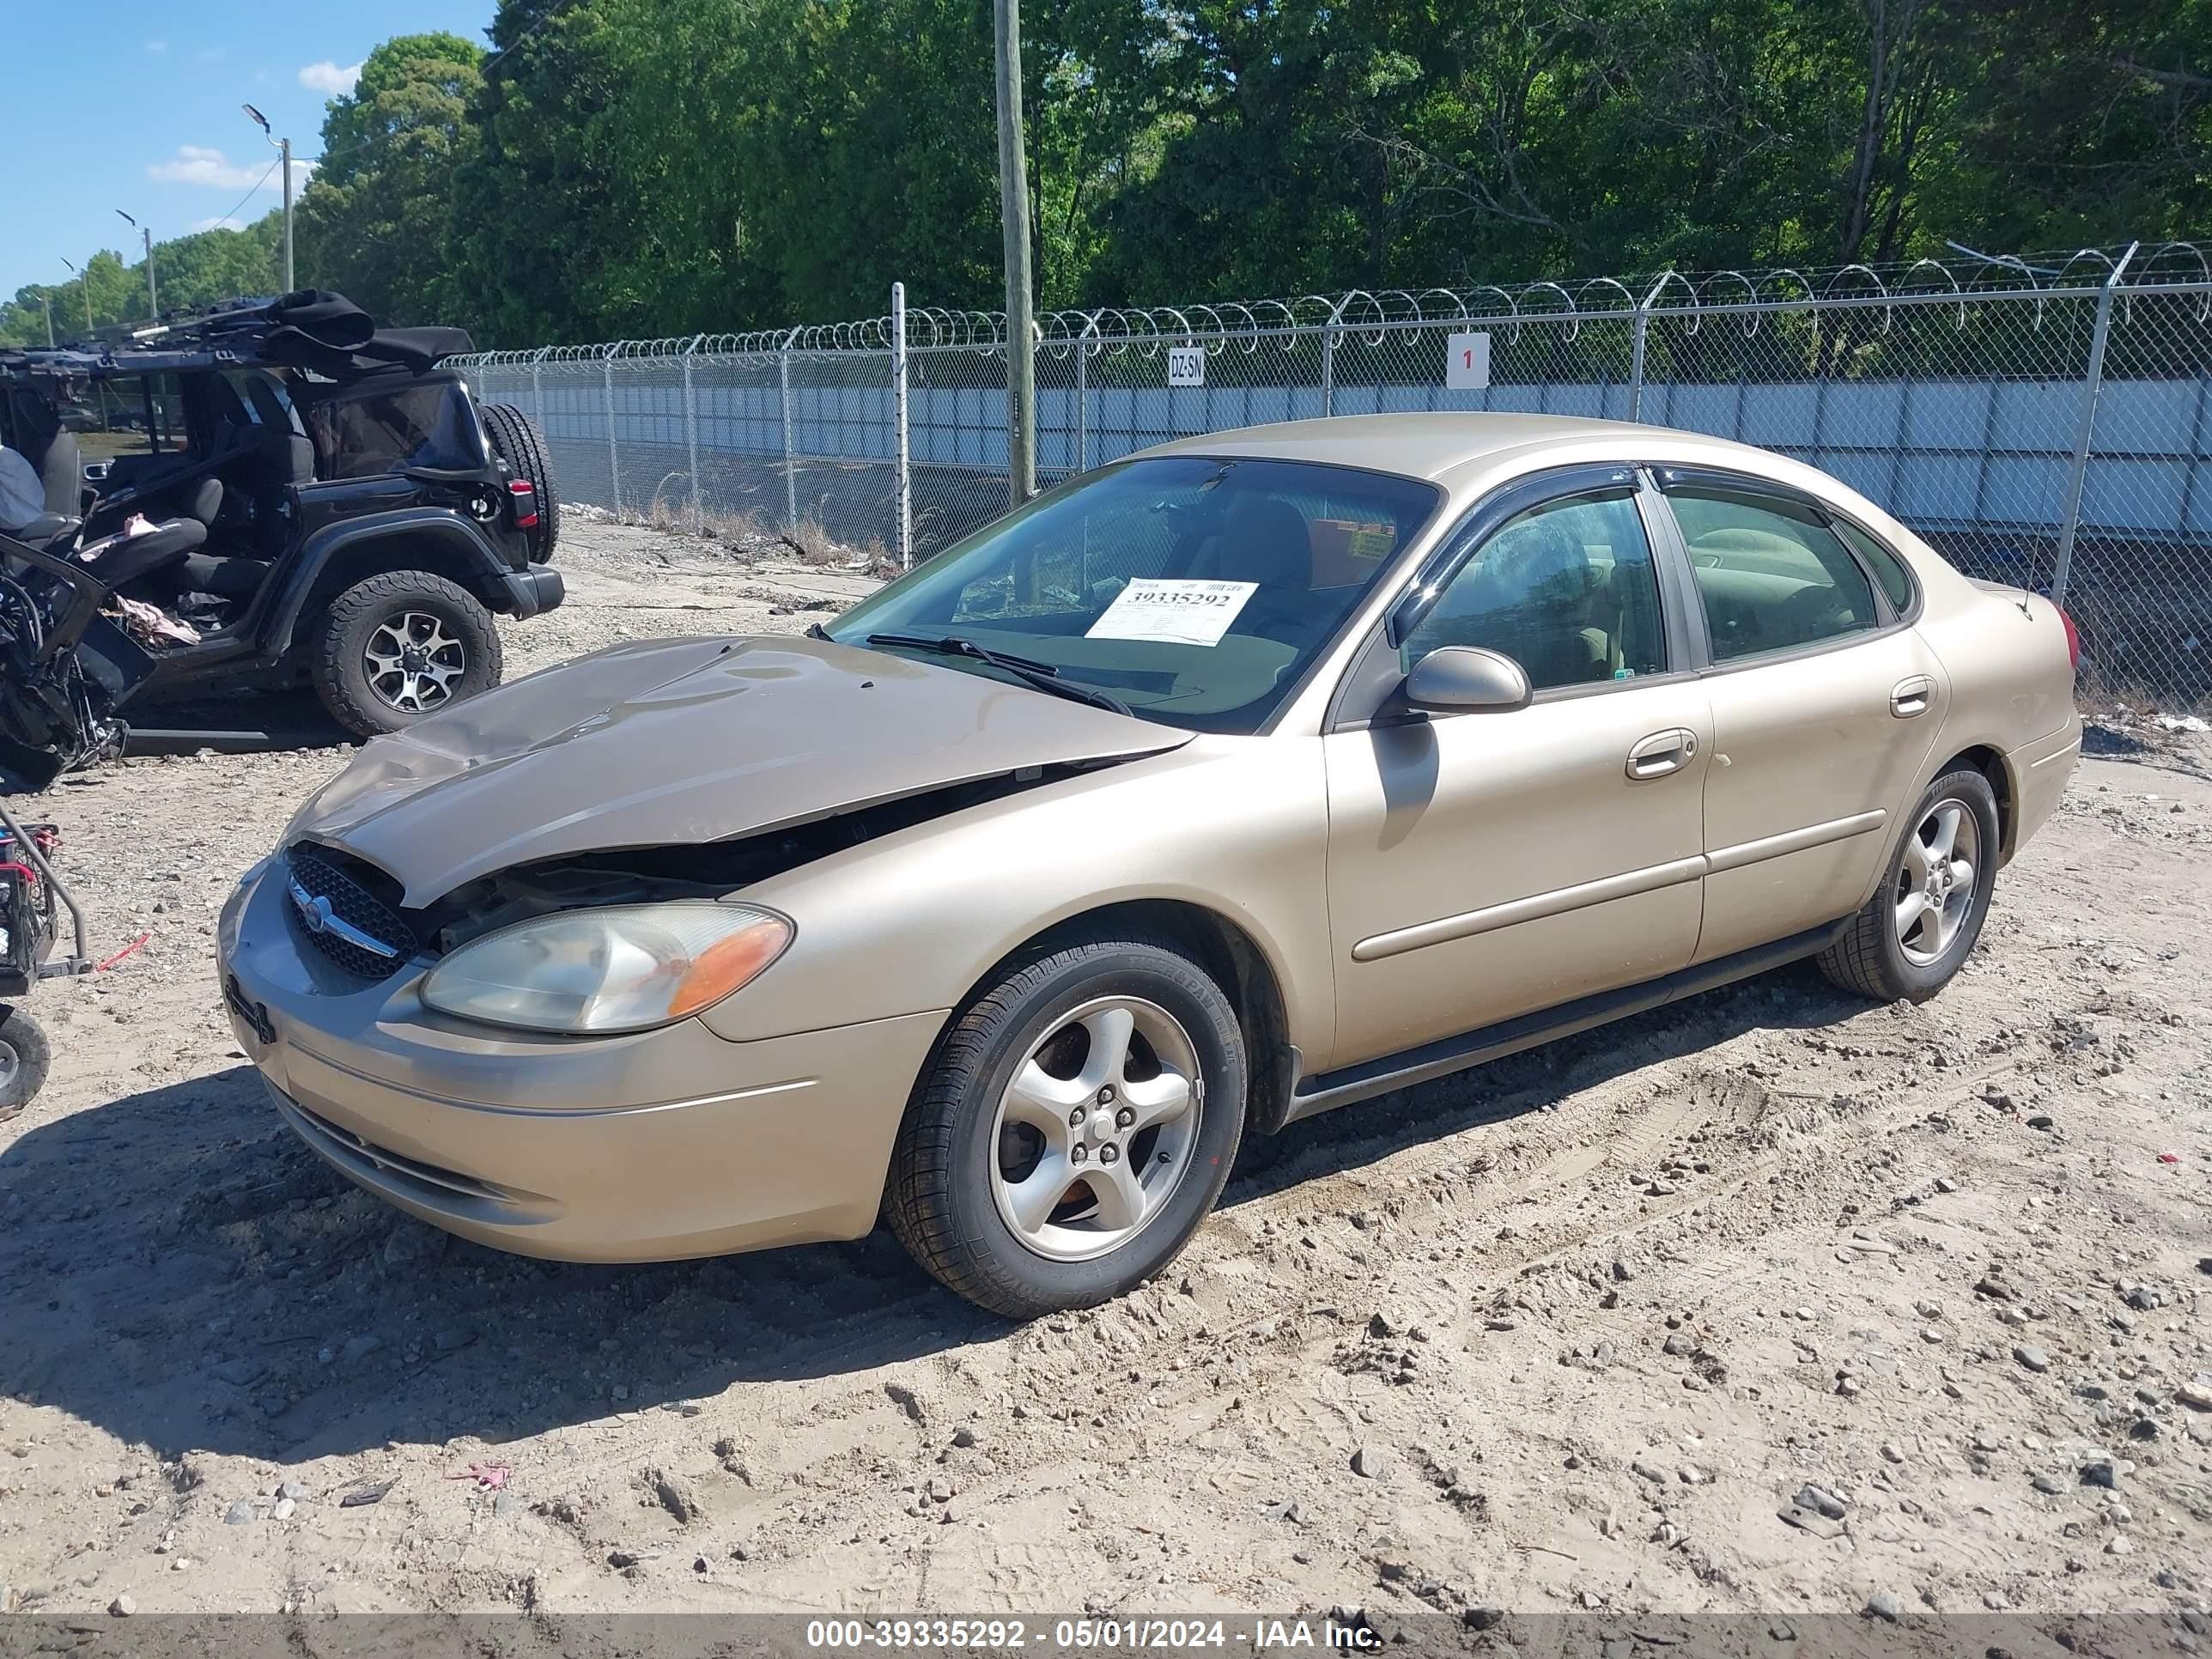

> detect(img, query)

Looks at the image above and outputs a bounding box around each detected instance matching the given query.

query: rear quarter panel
[1905,552,2079,861]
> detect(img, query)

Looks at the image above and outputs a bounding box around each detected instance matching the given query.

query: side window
[304,382,483,480]
[1835,520,1916,614]
[1401,491,1667,691]
[1669,488,1878,661]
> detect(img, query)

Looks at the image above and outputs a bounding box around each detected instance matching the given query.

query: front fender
[701,738,1337,1066]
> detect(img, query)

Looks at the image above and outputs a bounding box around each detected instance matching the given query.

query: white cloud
[299,59,363,95]
[144,39,167,53]
[196,46,226,63]
[147,145,317,191]
[191,216,246,234]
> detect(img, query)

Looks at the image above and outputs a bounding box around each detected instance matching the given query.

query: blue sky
[1,0,495,300]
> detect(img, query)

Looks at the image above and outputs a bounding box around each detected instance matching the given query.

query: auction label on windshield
[1085,578,1258,647]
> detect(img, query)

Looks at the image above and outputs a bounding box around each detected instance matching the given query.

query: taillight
[2057,605,2081,672]
[507,477,538,530]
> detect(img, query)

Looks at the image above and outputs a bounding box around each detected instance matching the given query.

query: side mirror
[1402,645,1532,712]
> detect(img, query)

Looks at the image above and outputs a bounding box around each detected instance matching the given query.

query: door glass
[1401,491,1667,690]
[1671,489,1878,660]
[1834,520,1917,613]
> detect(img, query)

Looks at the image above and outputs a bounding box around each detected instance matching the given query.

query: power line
[206,155,283,235]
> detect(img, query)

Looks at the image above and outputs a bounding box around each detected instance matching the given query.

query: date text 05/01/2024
[802,1618,1384,1651]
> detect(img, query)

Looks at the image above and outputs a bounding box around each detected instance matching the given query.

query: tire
[0,1005,52,1123]
[885,935,1247,1319]
[1818,767,2001,1003]
[479,402,560,563]
[309,570,503,739]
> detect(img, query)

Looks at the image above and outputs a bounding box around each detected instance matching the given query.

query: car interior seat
[40,431,82,518]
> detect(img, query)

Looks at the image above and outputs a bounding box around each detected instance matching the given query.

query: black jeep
[0,290,562,765]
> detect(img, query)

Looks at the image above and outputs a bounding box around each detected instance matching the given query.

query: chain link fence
[450,241,2212,707]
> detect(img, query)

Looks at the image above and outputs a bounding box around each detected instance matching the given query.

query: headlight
[419,902,792,1034]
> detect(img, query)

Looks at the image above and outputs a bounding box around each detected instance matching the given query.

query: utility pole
[40,290,53,347]
[244,106,295,290]
[60,258,94,336]
[991,0,1036,507]
[115,210,156,319]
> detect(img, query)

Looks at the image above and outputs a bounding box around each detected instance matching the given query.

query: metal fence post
[890,283,913,569]
[1628,274,1667,422]
[681,334,705,532]
[531,346,549,430]
[2050,241,2138,608]
[1076,319,1095,472]
[779,331,798,532]
[1320,312,1340,418]
[602,343,622,516]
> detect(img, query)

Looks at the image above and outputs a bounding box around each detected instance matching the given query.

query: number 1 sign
[1445,331,1492,392]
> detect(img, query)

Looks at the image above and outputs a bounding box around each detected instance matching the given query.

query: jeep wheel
[479,403,560,563]
[311,571,503,738]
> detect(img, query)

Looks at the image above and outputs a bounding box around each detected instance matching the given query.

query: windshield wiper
[864,632,1135,718]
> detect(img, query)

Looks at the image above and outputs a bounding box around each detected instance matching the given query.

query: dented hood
[287,635,1192,905]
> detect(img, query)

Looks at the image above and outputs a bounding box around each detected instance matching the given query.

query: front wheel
[309,570,503,738]
[1819,767,2001,1002]
[884,936,1247,1319]
[0,1005,53,1122]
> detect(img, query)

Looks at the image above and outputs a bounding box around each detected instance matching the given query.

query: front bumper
[216,858,944,1262]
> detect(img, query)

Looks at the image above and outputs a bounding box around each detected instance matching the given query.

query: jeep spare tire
[310,570,503,738]
[479,402,560,563]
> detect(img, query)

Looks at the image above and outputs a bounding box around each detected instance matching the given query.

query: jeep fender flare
[264,508,519,655]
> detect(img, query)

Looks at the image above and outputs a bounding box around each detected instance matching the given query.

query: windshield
[828,457,1440,732]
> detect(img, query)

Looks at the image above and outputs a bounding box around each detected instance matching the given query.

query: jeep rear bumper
[500,565,565,618]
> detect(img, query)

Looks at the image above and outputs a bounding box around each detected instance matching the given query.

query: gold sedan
[219,415,2081,1316]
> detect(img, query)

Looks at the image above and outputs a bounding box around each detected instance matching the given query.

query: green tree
[294,31,487,325]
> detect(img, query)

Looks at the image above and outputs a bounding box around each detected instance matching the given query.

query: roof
[1132,411,1771,486]
[0,292,472,384]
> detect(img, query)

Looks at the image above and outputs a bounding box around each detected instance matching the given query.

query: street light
[59,258,93,337]
[242,103,295,292]
[114,209,157,319]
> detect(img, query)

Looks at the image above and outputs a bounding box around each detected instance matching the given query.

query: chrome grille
[284,847,414,979]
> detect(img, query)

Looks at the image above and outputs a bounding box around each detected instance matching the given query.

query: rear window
[304,381,483,479]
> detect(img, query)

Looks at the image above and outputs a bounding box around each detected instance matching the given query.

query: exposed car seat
[76,517,209,589]
[40,431,82,517]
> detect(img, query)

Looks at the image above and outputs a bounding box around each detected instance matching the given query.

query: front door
[1654,477,1950,962]
[1322,483,1711,1072]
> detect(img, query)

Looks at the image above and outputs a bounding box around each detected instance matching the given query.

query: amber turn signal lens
[668,915,793,1019]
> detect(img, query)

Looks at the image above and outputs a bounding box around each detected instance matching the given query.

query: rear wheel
[309,570,503,738]
[0,1006,53,1123]
[479,403,560,563]
[1818,768,2001,1002]
[885,936,1246,1319]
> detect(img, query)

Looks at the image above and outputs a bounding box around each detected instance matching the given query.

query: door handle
[1626,728,1698,780]
[1890,676,1933,719]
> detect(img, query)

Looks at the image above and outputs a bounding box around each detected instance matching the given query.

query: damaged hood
[288,635,1193,905]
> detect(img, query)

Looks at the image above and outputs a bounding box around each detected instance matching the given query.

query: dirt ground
[1,514,2208,1631]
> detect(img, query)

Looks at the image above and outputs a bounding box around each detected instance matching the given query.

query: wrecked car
[220,415,2081,1317]
[0,290,562,787]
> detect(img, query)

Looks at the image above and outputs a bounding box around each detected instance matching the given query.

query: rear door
[1650,468,1949,963]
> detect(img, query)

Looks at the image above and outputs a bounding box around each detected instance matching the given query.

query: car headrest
[40,430,81,516]
[283,434,315,485]
[186,478,224,525]
[1213,498,1313,588]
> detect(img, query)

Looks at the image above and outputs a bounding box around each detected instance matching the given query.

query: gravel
[1,517,2208,1618]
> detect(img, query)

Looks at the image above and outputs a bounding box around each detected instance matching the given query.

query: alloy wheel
[989,996,1204,1263]
[1894,797,1980,966]
[364,611,466,713]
